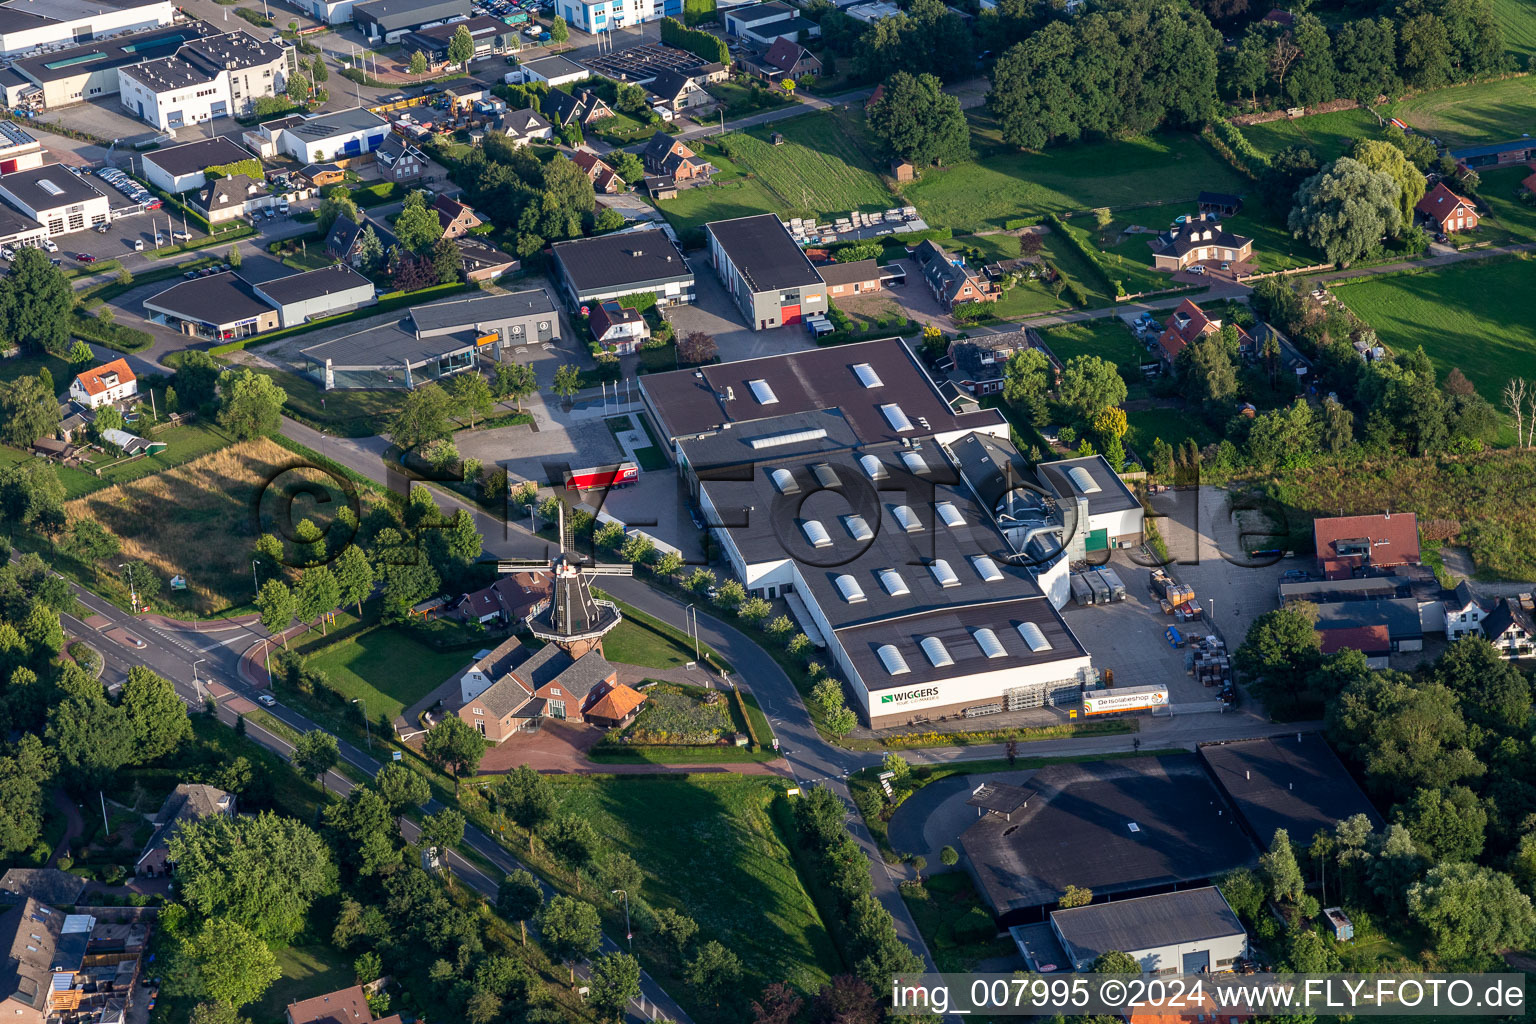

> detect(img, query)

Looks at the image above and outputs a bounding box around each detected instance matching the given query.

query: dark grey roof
[142,272,273,327]
[968,781,1034,816]
[1161,220,1251,259]
[477,674,533,716]
[647,68,697,101]
[530,567,620,642]
[522,54,587,79]
[942,431,1033,514]
[814,258,879,287]
[144,136,254,178]
[961,755,1258,915]
[253,264,373,307]
[551,228,692,294]
[325,214,363,256]
[137,783,231,866]
[0,199,40,241]
[354,0,471,30]
[179,29,287,71]
[283,107,388,141]
[1051,887,1244,963]
[0,163,104,211]
[1199,735,1383,848]
[121,53,221,90]
[1311,597,1423,639]
[455,235,516,273]
[729,1,795,23]
[706,213,823,293]
[409,288,555,334]
[1035,456,1142,516]
[196,172,265,213]
[500,107,552,137]
[15,23,210,85]
[1198,190,1242,207]
[1484,597,1536,640]
[300,320,470,369]
[0,869,85,907]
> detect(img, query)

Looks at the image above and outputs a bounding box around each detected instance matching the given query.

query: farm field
[0,421,236,501]
[61,436,360,613]
[656,108,893,236]
[1331,257,1535,402]
[1494,0,1536,60]
[1382,76,1536,147]
[1239,108,1382,160]
[545,774,837,1001]
[903,128,1245,230]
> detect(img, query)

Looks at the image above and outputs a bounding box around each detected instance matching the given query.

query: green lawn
[1332,257,1536,403]
[1382,76,1536,147]
[587,111,664,145]
[601,616,696,670]
[0,421,236,501]
[546,775,836,999]
[656,108,893,235]
[0,350,71,392]
[1127,406,1217,453]
[1469,165,1536,245]
[1494,0,1536,60]
[904,129,1245,231]
[248,365,406,438]
[249,940,353,1024]
[301,624,480,722]
[1239,108,1382,161]
[1221,209,1325,272]
[705,79,793,119]
[1038,318,1147,385]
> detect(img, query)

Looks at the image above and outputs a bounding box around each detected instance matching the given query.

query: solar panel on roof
[877,644,910,675]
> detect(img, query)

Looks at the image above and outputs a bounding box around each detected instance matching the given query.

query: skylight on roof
[835,574,866,603]
[900,450,928,474]
[928,559,959,588]
[877,644,910,676]
[769,468,798,494]
[1065,465,1101,494]
[973,627,1006,659]
[919,636,954,668]
[748,378,778,405]
[1017,620,1053,652]
[935,501,964,528]
[970,555,1003,582]
[880,403,914,432]
[38,178,63,196]
[891,505,921,533]
[801,519,832,549]
[878,568,910,597]
[842,514,873,542]
[859,454,886,480]
[749,427,828,450]
[812,462,839,489]
[852,362,883,388]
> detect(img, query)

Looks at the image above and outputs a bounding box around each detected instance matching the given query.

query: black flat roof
[551,228,693,293]
[1036,455,1142,516]
[252,264,373,306]
[1051,887,1244,964]
[1199,735,1383,846]
[16,23,210,84]
[0,164,105,211]
[408,288,554,333]
[142,272,272,326]
[962,755,1258,915]
[144,136,254,178]
[300,320,470,368]
[706,213,823,293]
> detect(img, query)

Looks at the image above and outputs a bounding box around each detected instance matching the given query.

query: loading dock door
[1182,950,1210,974]
[1086,527,1108,552]
[781,304,801,325]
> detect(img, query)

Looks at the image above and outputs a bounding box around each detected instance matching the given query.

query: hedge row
[1207,118,1271,178]
[660,16,728,64]
[146,224,255,259]
[70,309,153,353]
[1003,215,1044,230]
[1045,211,1114,296]
[204,158,264,182]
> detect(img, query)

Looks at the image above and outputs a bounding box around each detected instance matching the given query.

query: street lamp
[611,889,631,950]
[353,697,371,750]
[252,558,261,598]
[118,562,138,610]
[192,658,206,703]
[684,604,699,663]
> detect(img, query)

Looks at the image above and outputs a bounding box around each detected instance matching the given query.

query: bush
[1208,119,1270,177]
[952,906,998,944]
[950,301,990,323]
[1003,216,1043,230]
[70,309,152,352]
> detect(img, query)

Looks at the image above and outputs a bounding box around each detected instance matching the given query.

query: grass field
[1382,76,1536,147]
[0,421,236,501]
[904,128,1245,230]
[1332,257,1535,402]
[601,616,697,670]
[1468,165,1536,244]
[1037,318,1147,387]
[249,940,352,1024]
[545,775,835,1001]
[0,350,71,392]
[656,108,893,235]
[300,623,478,723]
[1494,0,1536,60]
[62,437,358,614]
[1127,406,1218,453]
[247,364,406,438]
[902,871,1017,974]
[1239,107,1382,160]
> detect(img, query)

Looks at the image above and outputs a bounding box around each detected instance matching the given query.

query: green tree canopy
[217,369,287,439]
[866,71,971,167]
[1288,157,1404,265]
[166,917,281,1009]
[0,249,74,355]
[1408,862,1535,965]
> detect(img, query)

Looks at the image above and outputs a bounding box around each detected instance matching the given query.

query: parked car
[41,239,57,252]
[0,248,13,260]
[96,222,111,233]
[257,693,278,707]
[75,252,96,263]
[1189,264,1206,275]
[134,239,145,251]
[1219,261,1230,271]
[172,230,191,241]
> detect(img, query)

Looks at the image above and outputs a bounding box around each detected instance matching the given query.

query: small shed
[1197,190,1243,217]
[770,132,785,146]
[890,158,916,182]
[967,781,1035,820]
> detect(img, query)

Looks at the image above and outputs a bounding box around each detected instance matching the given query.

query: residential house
[589,300,650,355]
[1,898,68,1024]
[746,36,822,81]
[69,359,137,410]
[324,214,387,267]
[913,238,995,310]
[374,134,427,184]
[1154,299,1253,367]
[815,258,882,300]
[454,571,551,626]
[543,86,613,129]
[572,150,624,194]
[642,135,714,183]
[0,869,86,907]
[433,194,482,238]
[454,235,519,283]
[193,172,272,224]
[1443,580,1487,641]
[456,635,622,742]
[1151,217,1253,272]
[584,683,647,728]
[286,985,403,1024]
[1485,597,1536,659]
[1313,512,1421,579]
[947,329,1062,396]
[135,784,234,876]
[498,107,554,145]
[1416,181,1478,234]
[647,68,713,113]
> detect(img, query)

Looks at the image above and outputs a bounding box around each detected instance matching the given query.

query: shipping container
[563,461,638,492]
[1095,568,1127,601]
[1083,685,1169,715]
[1070,574,1095,606]
[1086,572,1110,604]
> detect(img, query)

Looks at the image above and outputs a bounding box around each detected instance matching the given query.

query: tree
[497,868,544,944]
[173,349,223,410]
[544,812,599,891]
[422,715,484,783]
[940,845,959,867]
[1393,786,1487,862]
[66,339,94,368]
[687,940,742,1002]
[0,736,50,859]
[409,50,428,76]
[295,566,341,633]
[374,761,429,816]
[217,369,287,439]
[323,788,399,877]
[537,896,601,982]
[1247,399,1320,472]
[189,1003,250,1024]
[420,808,465,854]
[333,546,375,615]
[1058,355,1127,423]
[1431,636,1530,730]
[395,190,444,255]
[1408,862,1535,965]
[46,693,131,788]
[354,225,384,274]
[287,69,313,106]
[1236,606,1323,716]
[0,248,73,354]
[752,983,803,1024]
[447,23,476,67]
[866,71,970,166]
[168,812,338,943]
[654,907,698,958]
[1217,867,1265,923]
[549,14,569,41]
[1059,884,1093,908]
[494,763,557,853]
[121,665,190,761]
[0,375,60,446]
[1091,950,1141,974]
[1002,348,1051,424]
[1320,396,1353,453]
[431,236,462,284]
[679,331,718,365]
[292,729,340,792]
[490,362,538,411]
[588,952,641,1022]
[1259,828,1305,905]
[1288,157,1404,265]
[316,190,360,234]
[546,364,582,405]
[255,579,296,644]
[227,244,242,270]
[1353,139,1428,225]
[388,382,454,449]
[613,151,645,184]
[1334,17,1399,102]
[1177,333,1238,408]
[1284,927,1341,972]
[167,917,281,1009]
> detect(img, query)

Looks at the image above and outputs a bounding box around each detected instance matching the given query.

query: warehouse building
[141,271,280,340]
[14,21,211,110]
[1199,735,1382,849]
[117,30,289,128]
[248,107,390,164]
[1034,455,1146,558]
[354,0,472,42]
[251,265,376,328]
[404,15,518,62]
[705,213,827,329]
[0,121,43,175]
[300,288,559,389]
[641,337,1098,727]
[142,135,257,194]
[962,755,1257,922]
[549,228,694,308]
[0,0,174,58]
[1044,888,1248,974]
[0,163,109,236]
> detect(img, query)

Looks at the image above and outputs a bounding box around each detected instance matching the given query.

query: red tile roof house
[1151,218,1254,272]
[433,195,483,239]
[453,570,552,626]
[572,150,625,194]
[286,984,401,1024]
[69,358,137,410]
[455,635,621,742]
[1317,624,1391,669]
[1155,299,1252,367]
[1312,512,1421,580]
[642,136,715,183]
[1415,181,1478,234]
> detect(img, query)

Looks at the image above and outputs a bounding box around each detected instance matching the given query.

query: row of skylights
[749,427,827,450]
[874,623,1054,675]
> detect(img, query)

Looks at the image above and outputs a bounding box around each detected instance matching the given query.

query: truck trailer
[1082,684,1170,716]
[1095,568,1127,601]
[563,461,638,493]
